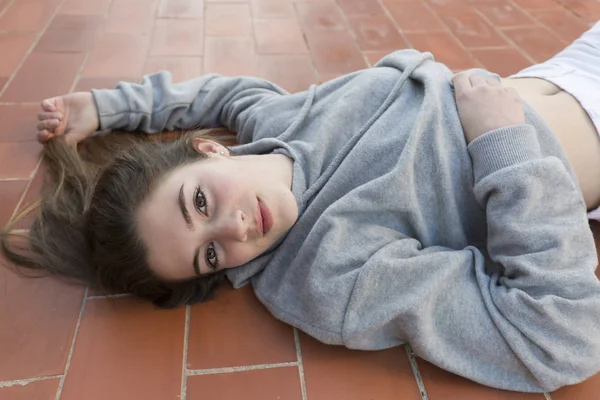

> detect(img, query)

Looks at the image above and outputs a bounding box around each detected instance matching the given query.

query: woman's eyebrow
[178,184,194,231]
[193,246,202,277]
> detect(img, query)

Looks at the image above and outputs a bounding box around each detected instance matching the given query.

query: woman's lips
[258,198,273,236]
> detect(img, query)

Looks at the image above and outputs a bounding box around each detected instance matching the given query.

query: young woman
[4,22,600,394]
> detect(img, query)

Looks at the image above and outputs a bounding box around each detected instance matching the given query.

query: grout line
[0,374,63,389]
[420,0,485,70]
[474,7,537,65]
[6,158,43,226]
[0,102,41,106]
[0,0,16,20]
[379,0,414,51]
[333,0,371,70]
[180,305,191,400]
[292,4,321,83]
[0,178,30,182]
[86,292,132,300]
[0,0,67,99]
[293,328,308,400]
[186,362,299,376]
[69,0,117,91]
[55,287,89,400]
[139,0,161,80]
[544,392,553,400]
[405,344,429,400]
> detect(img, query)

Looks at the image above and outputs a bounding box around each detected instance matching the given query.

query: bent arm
[343,125,600,391]
[92,71,286,141]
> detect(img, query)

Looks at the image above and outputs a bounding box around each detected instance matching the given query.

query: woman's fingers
[486,78,501,87]
[37,119,60,132]
[37,111,63,121]
[452,72,471,94]
[41,98,57,112]
[469,74,487,87]
[37,130,55,143]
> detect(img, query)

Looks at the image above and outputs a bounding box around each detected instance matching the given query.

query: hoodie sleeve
[91,71,289,143]
[342,124,600,392]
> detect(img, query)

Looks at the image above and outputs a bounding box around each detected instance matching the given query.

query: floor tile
[0,378,59,400]
[187,284,297,369]
[145,56,203,82]
[385,1,447,32]
[204,36,260,76]
[471,47,532,76]
[0,77,7,91]
[0,261,84,381]
[503,26,567,62]
[364,50,392,66]
[83,32,150,78]
[530,9,591,43]
[0,105,40,142]
[552,372,600,400]
[205,4,252,36]
[417,358,548,399]
[476,1,536,28]
[251,0,296,18]
[186,367,303,400]
[59,0,112,15]
[1,53,85,103]
[305,29,367,76]
[0,180,28,227]
[338,0,386,16]
[0,0,61,32]
[0,32,37,77]
[158,0,204,17]
[47,14,104,30]
[36,15,102,53]
[347,14,408,51]
[150,19,204,56]
[0,141,41,179]
[404,31,478,70]
[74,77,139,92]
[254,18,308,54]
[300,334,422,400]
[438,9,508,48]
[105,0,159,35]
[59,297,185,400]
[295,2,347,31]
[559,0,600,22]
[258,54,318,93]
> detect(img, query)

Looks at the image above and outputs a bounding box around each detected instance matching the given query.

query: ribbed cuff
[468,124,541,183]
[91,88,131,132]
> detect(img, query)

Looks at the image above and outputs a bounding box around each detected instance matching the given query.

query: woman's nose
[216,209,248,242]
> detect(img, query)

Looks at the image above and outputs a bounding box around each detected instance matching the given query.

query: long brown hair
[0,129,236,308]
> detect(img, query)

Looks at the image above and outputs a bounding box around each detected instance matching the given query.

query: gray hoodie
[92,50,600,392]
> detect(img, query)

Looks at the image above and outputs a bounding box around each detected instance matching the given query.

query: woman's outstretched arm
[36,72,292,144]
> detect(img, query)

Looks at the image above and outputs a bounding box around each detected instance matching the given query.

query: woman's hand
[37,92,99,145]
[453,72,525,143]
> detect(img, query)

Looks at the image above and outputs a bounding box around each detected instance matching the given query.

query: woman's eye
[206,243,219,271]
[194,187,207,215]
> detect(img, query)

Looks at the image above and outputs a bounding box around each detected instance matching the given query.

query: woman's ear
[190,138,229,157]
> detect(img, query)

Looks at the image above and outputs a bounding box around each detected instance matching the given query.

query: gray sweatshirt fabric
[92,50,600,392]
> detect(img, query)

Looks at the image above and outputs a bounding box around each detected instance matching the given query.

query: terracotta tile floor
[0,0,599,398]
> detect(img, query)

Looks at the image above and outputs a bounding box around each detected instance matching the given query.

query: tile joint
[0,374,62,389]
[293,328,308,400]
[186,362,299,376]
[405,344,430,400]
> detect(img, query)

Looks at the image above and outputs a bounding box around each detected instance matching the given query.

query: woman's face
[137,139,298,281]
